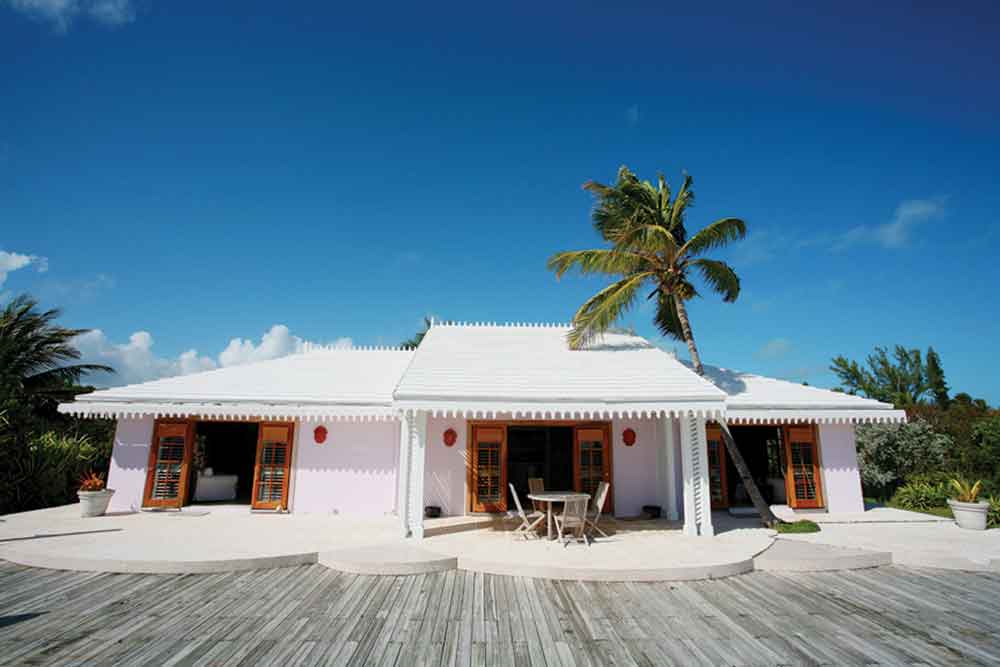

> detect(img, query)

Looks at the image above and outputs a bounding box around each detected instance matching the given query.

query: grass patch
[776,520,820,534]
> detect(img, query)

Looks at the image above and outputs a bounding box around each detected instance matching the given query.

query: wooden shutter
[574,426,612,513]
[470,426,507,513]
[143,421,194,509]
[783,425,824,509]
[252,423,295,510]
[705,425,729,509]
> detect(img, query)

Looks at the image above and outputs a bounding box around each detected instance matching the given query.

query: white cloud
[4,0,136,30]
[755,337,792,360]
[219,324,352,367]
[74,324,354,387]
[834,197,948,250]
[0,249,48,287]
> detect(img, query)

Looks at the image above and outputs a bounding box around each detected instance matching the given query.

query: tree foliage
[830,345,931,406]
[0,294,116,514]
[925,347,949,408]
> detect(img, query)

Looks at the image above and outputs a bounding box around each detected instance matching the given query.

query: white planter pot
[947,498,989,530]
[78,489,115,518]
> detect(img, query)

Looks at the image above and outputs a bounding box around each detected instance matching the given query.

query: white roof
[59,347,415,421]
[698,364,906,424]
[59,322,905,424]
[393,323,726,419]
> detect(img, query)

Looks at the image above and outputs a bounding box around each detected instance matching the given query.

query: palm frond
[668,172,695,241]
[605,223,679,257]
[653,291,684,341]
[690,259,740,302]
[566,272,653,349]
[678,217,747,257]
[547,249,648,279]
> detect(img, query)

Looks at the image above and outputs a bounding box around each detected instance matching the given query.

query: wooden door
[143,420,194,509]
[470,426,507,513]
[251,423,295,510]
[705,425,730,509]
[783,425,824,509]
[573,426,612,513]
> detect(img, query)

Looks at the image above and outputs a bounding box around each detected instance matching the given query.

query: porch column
[679,414,699,536]
[679,413,714,536]
[405,410,429,539]
[658,415,679,521]
[693,417,714,537]
[396,414,412,537]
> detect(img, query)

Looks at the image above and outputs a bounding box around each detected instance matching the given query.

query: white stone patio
[4,503,996,578]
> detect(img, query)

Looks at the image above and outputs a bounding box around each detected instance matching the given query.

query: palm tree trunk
[672,295,780,528]
[672,298,704,375]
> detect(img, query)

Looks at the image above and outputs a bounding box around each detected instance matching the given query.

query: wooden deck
[0,561,998,665]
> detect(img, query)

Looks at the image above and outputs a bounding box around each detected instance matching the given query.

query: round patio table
[527,491,590,540]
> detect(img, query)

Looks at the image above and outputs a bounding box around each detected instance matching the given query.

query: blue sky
[2,1,999,403]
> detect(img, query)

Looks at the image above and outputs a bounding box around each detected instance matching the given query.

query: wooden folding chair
[507,483,545,539]
[527,477,545,513]
[585,481,611,539]
[554,497,590,547]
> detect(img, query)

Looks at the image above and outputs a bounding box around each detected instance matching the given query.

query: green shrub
[856,420,950,499]
[0,429,103,514]
[988,496,1000,530]
[891,480,949,512]
[776,520,820,534]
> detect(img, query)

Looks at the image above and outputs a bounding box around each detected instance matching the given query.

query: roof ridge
[300,343,412,353]
[430,321,571,329]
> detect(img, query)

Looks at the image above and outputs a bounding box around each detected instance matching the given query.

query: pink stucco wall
[424,416,469,515]
[107,417,154,513]
[611,417,660,517]
[819,423,865,513]
[290,420,399,515]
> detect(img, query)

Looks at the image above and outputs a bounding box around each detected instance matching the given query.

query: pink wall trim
[424,416,469,516]
[107,417,154,513]
[819,423,865,513]
[291,420,399,515]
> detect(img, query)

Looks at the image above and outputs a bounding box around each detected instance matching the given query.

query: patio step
[318,544,457,575]
[754,538,891,572]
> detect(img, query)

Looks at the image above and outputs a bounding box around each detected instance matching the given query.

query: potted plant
[78,470,115,518]
[947,478,988,530]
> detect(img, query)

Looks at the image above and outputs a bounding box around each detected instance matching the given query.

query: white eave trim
[392,400,726,420]
[58,401,398,422]
[726,408,907,424]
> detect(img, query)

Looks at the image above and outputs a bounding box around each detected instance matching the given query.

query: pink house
[60,322,905,538]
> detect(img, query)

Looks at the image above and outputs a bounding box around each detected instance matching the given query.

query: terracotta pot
[78,489,115,517]
[947,498,988,530]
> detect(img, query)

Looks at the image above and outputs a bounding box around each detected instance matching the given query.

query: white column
[658,415,679,521]
[405,411,428,539]
[396,414,412,537]
[693,417,714,537]
[679,414,698,536]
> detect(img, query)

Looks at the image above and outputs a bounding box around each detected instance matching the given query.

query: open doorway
[725,426,786,508]
[506,426,573,506]
[191,422,259,505]
[707,424,786,510]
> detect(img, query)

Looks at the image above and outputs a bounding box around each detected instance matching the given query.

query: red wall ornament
[443,428,457,447]
[314,425,328,445]
[622,427,637,447]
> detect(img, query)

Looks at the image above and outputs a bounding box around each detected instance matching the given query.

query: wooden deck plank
[2,562,1000,666]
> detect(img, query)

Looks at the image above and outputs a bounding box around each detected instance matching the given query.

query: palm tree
[548,166,777,526]
[0,294,113,413]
